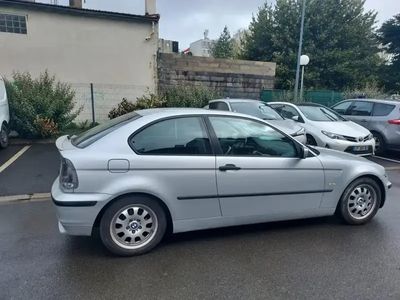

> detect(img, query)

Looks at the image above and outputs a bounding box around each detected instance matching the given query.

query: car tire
[100,196,167,256]
[372,132,385,155]
[0,124,9,149]
[337,177,381,225]
[306,134,317,146]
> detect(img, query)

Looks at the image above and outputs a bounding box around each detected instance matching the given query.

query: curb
[10,139,56,145]
[0,193,51,204]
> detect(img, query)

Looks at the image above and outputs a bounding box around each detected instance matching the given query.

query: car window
[209,101,230,111]
[72,112,141,148]
[332,101,352,115]
[131,117,212,155]
[230,102,284,120]
[209,116,298,157]
[272,105,300,120]
[298,105,345,121]
[348,101,373,116]
[372,103,395,117]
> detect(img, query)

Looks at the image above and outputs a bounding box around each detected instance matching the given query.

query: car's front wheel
[0,124,9,149]
[100,196,167,256]
[337,177,381,225]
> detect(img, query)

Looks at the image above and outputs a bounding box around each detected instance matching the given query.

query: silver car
[331,99,400,154]
[208,99,307,144]
[52,108,391,256]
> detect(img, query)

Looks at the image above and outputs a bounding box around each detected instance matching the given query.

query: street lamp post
[300,54,310,101]
[294,0,307,102]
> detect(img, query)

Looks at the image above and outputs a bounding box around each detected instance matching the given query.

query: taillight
[60,158,79,191]
[388,119,400,125]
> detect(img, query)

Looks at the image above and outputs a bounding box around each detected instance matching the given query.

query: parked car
[0,76,10,149]
[331,99,400,154]
[208,99,306,144]
[52,108,391,256]
[269,102,375,156]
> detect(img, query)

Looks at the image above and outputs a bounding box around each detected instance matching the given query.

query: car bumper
[323,139,375,156]
[51,178,110,236]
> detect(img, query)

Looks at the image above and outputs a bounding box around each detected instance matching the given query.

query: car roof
[339,98,400,105]
[136,107,260,119]
[209,98,263,104]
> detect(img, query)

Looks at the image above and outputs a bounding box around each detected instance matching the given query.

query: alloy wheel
[110,204,158,250]
[347,184,377,220]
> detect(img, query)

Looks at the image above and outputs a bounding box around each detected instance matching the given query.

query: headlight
[292,127,305,137]
[366,133,373,140]
[321,130,346,140]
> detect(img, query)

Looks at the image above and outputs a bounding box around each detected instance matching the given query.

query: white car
[269,102,375,156]
[0,77,9,149]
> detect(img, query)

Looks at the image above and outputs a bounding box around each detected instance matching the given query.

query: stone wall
[158,53,276,99]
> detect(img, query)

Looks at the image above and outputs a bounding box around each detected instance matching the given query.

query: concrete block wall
[158,53,276,99]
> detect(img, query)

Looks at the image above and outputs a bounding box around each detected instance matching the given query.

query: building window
[0,13,27,34]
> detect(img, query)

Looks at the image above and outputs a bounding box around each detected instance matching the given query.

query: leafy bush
[108,85,220,119]
[164,85,221,108]
[344,82,390,99]
[5,71,81,138]
[108,93,166,119]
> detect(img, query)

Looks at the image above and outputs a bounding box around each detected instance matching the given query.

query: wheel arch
[337,174,386,211]
[92,192,173,235]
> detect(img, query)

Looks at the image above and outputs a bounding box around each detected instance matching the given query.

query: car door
[130,116,220,220]
[346,101,373,128]
[207,116,325,219]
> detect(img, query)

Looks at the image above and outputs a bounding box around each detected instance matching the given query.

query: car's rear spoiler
[55,135,76,152]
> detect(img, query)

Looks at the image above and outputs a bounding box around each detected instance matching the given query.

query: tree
[241,0,381,91]
[378,14,400,92]
[212,26,234,59]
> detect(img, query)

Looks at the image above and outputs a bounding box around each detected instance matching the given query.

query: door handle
[219,164,241,171]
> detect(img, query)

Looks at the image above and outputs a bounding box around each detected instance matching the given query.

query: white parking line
[0,145,31,174]
[374,156,400,164]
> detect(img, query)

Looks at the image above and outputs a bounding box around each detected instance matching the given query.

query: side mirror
[292,115,300,122]
[301,146,310,159]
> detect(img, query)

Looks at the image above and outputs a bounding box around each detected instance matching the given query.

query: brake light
[60,158,79,191]
[388,119,400,125]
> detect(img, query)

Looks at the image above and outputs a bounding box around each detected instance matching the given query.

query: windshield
[298,105,346,122]
[230,102,284,120]
[72,112,141,148]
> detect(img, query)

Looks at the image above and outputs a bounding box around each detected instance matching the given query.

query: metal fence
[71,83,149,123]
[261,89,344,107]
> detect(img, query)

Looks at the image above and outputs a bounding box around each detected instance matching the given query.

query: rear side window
[348,101,373,116]
[131,117,212,155]
[209,101,230,111]
[372,103,395,116]
[72,112,141,148]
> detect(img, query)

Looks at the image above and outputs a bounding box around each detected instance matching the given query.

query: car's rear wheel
[306,134,317,146]
[0,124,9,149]
[337,177,381,225]
[100,196,167,256]
[372,132,385,155]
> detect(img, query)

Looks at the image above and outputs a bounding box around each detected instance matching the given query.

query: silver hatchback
[331,99,400,154]
[52,108,391,256]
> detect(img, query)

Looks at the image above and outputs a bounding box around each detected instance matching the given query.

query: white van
[0,77,10,148]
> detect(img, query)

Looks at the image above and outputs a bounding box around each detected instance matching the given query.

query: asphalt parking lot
[0,144,400,299]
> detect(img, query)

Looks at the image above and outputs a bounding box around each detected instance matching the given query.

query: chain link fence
[71,83,150,123]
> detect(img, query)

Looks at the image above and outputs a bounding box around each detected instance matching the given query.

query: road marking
[374,156,400,164]
[385,167,400,171]
[0,193,51,204]
[0,145,31,173]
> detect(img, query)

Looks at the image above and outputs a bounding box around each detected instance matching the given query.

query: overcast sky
[39,0,400,49]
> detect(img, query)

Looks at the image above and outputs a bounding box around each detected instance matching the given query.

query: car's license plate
[353,146,369,152]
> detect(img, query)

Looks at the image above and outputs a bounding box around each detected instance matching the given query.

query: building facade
[0,0,159,121]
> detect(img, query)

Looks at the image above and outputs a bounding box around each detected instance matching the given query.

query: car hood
[267,119,303,135]
[315,147,371,163]
[312,121,370,137]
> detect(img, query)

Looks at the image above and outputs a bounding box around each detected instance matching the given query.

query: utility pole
[294,0,306,102]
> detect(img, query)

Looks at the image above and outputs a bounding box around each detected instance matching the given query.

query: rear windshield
[71,112,141,148]
[298,105,346,122]
[230,102,284,120]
